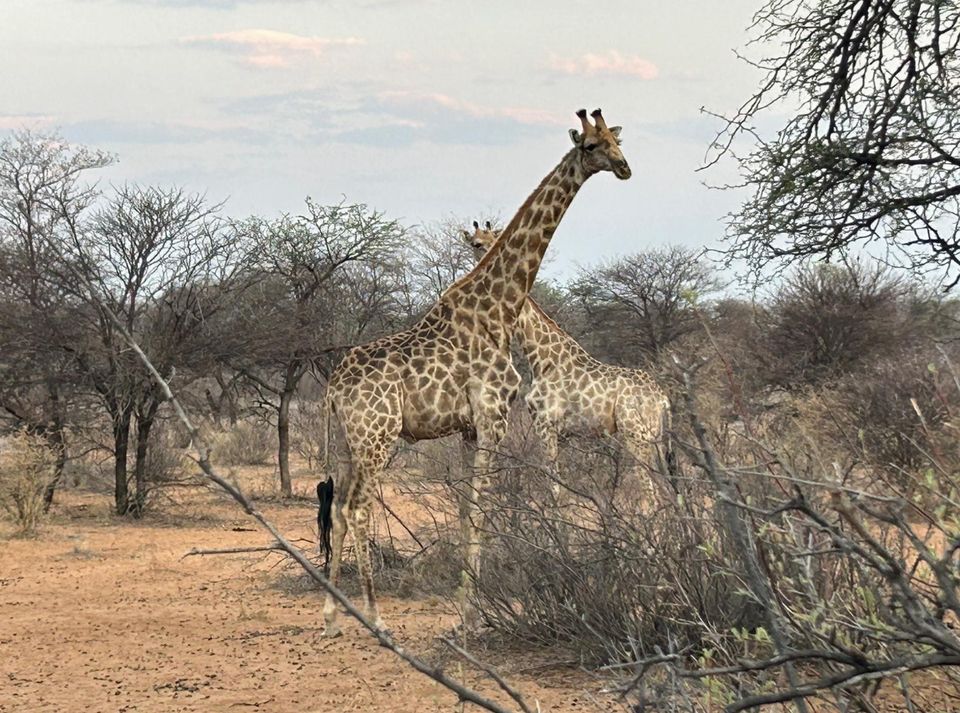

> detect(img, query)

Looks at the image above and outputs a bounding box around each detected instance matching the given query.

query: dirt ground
[0,471,618,713]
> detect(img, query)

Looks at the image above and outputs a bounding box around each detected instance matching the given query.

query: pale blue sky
[1,0,761,278]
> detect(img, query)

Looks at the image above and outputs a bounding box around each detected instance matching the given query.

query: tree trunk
[113,405,133,515]
[131,414,154,518]
[40,380,67,513]
[278,387,293,498]
[214,370,239,426]
[42,406,67,513]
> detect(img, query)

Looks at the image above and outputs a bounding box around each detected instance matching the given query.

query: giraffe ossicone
[319,108,631,637]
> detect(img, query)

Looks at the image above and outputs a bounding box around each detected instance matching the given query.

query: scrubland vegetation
[5,0,960,709]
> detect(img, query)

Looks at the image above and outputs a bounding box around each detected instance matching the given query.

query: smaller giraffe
[464,221,672,490]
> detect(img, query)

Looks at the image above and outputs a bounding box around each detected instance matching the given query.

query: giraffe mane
[443,147,578,295]
[525,294,567,335]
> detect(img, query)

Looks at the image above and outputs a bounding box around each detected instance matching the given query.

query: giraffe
[320,108,631,636]
[464,221,672,495]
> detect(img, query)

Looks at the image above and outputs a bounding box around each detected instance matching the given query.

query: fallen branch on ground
[182,544,286,559]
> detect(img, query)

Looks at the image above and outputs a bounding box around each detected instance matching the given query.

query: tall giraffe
[320,109,631,636]
[464,221,672,492]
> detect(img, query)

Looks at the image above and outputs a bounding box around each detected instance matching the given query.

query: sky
[0,0,763,280]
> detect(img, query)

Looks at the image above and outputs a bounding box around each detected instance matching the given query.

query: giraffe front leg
[457,433,481,629]
[616,404,659,505]
[458,422,502,630]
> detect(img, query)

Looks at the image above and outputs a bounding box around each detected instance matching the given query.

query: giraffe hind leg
[350,455,389,631]
[532,416,562,501]
[321,487,350,638]
[614,401,660,501]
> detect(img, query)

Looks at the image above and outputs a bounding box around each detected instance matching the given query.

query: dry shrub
[0,430,58,535]
[139,423,190,485]
[759,261,913,389]
[790,347,959,483]
[831,350,952,470]
[211,420,274,466]
[473,444,748,666]
[389,536,461,598]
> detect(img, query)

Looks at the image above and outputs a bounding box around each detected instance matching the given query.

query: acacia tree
[760,260,914,388]
[231,201,405,497]
[0,130,112,509]
[712,0,960,284]
[72,185,233,515]
[570,246,717,364]
[405,217,487,306]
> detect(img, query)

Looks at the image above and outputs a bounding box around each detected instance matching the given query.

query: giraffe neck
[517,297,593,377]
[451,148,587,322]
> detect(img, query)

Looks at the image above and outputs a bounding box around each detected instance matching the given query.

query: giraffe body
[321,110,631,636]
[467,223,670,482]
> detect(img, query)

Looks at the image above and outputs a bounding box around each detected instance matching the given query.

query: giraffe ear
[462,229,471,239]
[609,126,622,138]
[568,128,583,146]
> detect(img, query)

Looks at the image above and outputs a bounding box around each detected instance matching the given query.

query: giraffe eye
[584,143,598,152]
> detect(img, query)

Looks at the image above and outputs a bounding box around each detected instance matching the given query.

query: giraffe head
[569,108,631,180]
[462,219,499,261]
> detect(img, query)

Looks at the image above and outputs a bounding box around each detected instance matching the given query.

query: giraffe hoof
[320,625,343,639]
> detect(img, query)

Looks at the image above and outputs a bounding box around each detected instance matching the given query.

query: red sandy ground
[0,473,616,713]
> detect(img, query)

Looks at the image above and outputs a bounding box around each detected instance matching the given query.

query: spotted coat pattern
[467,223,670,484]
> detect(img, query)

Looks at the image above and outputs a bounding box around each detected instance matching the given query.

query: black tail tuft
[316,477,334,572]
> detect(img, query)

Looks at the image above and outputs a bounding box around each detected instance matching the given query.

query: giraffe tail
[316,477,334,570]
[317,387,336,571]
[321,387,332,473]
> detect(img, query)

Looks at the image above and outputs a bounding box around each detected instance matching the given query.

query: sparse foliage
[211,421,275,467]
[227,202,406,496]
[713,0,960,285]
[571,246,717,363]
[0,430,59,535]
[760,260,913,387]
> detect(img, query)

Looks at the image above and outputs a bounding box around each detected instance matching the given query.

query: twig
[441,637,534,713]
[377,487,426,550]
[181,544,286,559]
[675,356,810,713]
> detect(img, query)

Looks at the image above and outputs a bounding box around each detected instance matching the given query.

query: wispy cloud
[378,91,567,128]
[62,119,269,145]
[107,0,418,7]
[334,92,565,147]
[548,51,659,80]
[217,88,565,147]
[181,29,364,69]
[102,0,315,7]
[0,114,56,131]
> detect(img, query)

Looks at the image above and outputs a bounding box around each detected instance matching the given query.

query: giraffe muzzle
[613,160,632,180]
